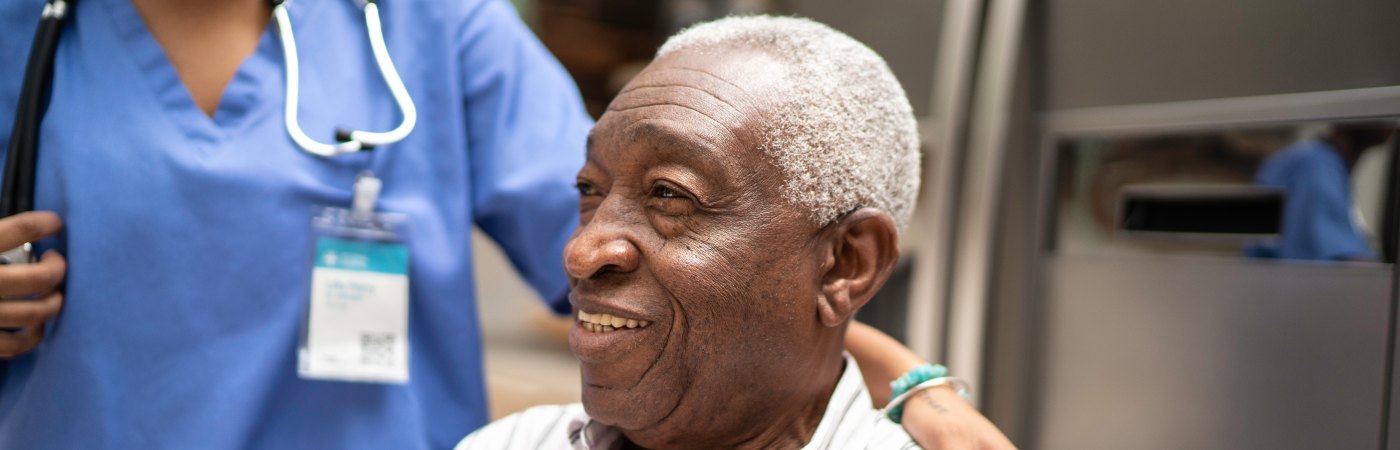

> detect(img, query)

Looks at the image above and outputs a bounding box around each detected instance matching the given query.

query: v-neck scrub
[0,0,591,448]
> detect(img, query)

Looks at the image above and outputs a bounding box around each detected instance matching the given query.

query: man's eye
[652,185,681,199]
[576,181,596,196]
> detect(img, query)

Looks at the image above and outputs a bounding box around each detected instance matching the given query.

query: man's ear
[816,208,900,328]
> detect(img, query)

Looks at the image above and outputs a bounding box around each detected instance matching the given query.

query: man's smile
[577,310,652,333]
[568,292,674,390]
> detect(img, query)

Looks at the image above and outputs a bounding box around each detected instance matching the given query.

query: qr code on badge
[361,332,395,367]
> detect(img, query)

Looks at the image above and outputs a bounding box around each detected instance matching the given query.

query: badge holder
[299,172,412,384]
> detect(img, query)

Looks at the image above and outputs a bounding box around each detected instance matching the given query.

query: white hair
[657,16,921,228]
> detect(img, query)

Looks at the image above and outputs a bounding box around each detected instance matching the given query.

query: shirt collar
[565,354,876,450]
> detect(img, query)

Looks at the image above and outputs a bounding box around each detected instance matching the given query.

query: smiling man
[461,16,930,449]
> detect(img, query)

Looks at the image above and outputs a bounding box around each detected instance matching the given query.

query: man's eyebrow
[623,120,740,180]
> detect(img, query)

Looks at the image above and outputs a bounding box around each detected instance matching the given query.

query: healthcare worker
[0,0,590,448]
[0,0,1015,449]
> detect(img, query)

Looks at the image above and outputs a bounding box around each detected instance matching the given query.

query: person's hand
[0,212,65,358]
[902,385,1017,450]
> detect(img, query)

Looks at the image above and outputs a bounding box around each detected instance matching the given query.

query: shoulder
[1286,143,1348,187]
[432,0,531,42]
[826,410,920,450]
[372,0,523,46]
[863,418,922,450]
[817,356,922,449]
[816,408,921,450]
[1257,140,1346,186]
[456,403,583,450]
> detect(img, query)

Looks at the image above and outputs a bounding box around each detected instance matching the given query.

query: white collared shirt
[457,355,919,449]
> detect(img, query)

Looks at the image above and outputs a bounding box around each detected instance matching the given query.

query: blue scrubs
[0,0,590,448]
[1244,139,1375,261]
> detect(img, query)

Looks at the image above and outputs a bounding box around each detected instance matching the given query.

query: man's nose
[564,222,641,280]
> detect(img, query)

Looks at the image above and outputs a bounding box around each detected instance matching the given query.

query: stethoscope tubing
[274,0,417,156]
[2,0,418,218]
[2,0,71,217]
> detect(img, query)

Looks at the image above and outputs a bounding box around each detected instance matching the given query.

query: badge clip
[299,171,412,384]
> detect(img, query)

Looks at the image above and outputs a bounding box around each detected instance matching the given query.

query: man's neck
[623,344,848,449]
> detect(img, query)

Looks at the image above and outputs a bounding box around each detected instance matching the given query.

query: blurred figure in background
[1245,122,1396,261]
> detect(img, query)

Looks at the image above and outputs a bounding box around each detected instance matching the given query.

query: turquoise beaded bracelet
[885,363,948,423]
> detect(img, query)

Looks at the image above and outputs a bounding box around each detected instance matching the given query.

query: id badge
[299,205,411,384]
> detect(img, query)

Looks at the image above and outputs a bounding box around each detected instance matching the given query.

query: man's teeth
[578,311,652,333]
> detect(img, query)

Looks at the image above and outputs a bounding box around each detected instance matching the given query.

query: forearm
[845,321,923,406]
[845,323,1016,448]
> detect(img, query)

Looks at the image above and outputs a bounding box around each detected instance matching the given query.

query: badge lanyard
[273,0,417,384]
[299,171,412,384]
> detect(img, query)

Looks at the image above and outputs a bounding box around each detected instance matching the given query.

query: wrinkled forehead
[591,50,790,157]
[621,50,787,117]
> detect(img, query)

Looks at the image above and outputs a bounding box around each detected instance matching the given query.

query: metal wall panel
[906,0,986,363]
[940,0,1028,404]
[1043,0,1400,109]
[1035,255,1389,449]
[786,0,945,116]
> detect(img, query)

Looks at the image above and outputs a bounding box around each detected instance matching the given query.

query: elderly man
[460,16,1010,449]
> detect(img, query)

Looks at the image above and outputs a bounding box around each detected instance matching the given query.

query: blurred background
[477,0,1400,448]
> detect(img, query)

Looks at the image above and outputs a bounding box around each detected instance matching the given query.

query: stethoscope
[273,0,416,155]
[2,0,417,262]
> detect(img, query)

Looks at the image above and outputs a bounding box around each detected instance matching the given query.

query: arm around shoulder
[844,322,1017,449]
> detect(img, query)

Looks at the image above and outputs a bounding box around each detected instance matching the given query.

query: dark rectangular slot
[1119,187,1283,235]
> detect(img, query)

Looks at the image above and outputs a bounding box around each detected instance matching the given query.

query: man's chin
[579,361,647,389]
[577,344,689,431]
[582,385,644,429]
[580,383,679,431]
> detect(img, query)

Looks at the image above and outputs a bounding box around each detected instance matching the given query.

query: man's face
[564,50,834,444]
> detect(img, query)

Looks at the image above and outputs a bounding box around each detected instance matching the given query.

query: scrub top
[0,0,590,448]
[1244,139,1375,261]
